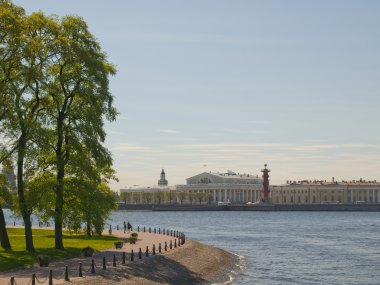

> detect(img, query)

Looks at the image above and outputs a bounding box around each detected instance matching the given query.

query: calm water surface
[4,210,380,285]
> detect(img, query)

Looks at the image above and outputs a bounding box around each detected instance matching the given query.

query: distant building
[158,169,168,186]
[271,181,380,204]
[176,170,264,203]
[186,170,262,185]
[119,168,380,205]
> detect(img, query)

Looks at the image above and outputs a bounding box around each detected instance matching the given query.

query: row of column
[211,189,261,203]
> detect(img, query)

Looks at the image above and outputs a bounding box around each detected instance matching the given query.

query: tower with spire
[158,168,168,186]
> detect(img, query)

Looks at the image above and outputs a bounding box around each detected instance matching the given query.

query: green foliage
[1,0,118,250]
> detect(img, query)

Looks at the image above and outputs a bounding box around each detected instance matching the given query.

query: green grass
[0,228,121,272]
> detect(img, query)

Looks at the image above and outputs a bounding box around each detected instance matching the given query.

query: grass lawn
[0,228,121,272]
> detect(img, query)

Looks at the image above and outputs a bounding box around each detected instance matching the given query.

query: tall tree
[0,1,57,252]
[40,15,117,249]
[0,172,11,249]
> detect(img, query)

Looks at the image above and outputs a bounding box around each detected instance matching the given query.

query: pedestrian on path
[123,221,127,233]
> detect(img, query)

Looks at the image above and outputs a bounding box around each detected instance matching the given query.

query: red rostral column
[261,164,271,203]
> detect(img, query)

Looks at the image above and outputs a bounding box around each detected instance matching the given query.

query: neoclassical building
[271,182,380,204]
[120,168,380,205]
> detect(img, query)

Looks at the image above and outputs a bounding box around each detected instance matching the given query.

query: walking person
[127,221,132,233]
[123,221,127,233]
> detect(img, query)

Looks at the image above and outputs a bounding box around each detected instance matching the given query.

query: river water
[4,210,380,285]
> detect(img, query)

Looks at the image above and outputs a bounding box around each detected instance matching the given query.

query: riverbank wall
[118,203,380,212]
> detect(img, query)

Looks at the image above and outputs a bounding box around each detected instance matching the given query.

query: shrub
[82,246,95,257]
[37,255,50,267]
[128,236,137,244]
[130,232,138,238]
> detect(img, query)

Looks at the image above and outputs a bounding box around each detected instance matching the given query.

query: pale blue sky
[14,0,380,189]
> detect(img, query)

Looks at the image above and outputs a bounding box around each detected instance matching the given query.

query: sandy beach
[0,229,242,285]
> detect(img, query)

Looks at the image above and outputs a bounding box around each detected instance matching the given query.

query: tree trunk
[0,206,11,249]
[86,221,91,237]
[17,135,34,252]
[54,116,65,250]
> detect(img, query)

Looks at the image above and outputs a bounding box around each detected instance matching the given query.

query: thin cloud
[111,144,152,152]
[158,129,181,134]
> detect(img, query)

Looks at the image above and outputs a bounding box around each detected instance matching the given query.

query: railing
[4,225,185,285]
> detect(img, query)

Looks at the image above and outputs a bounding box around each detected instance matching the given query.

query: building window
[312,196,316,203]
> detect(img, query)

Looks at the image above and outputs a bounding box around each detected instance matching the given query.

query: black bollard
[138,226,140,232]
[109,224,112,235]
[170,240,172,249]
[10,277,15,285]
[103,256,106,270]
[149,227,151,233]
[49,270,53,285]
[117,225,119,230]
[113,254,117,267]
[163,228,165,235]
[165,241,167,251]
[178,238,181,247]
[91,259,95,273]
[144,226,145,232]
[153,244,156,255]
[154,228,156,233]
[146,246,149,257]
[170,230,172,236]
[159,243,162,253]
[32,273,36,285]
[159,228,161,234]
[139,248,142,259]
[65,265,70,281]
[174,239,177,248]
[131,249,134,261]
[122,252,126,264]
[79,263,83,277]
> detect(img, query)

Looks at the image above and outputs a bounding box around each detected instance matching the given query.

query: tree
[0,3,57,252]
[37,14,117,249]
[196,192,207,204]
[0,172,11,249]
[155,191,164,204]
[188,192,195,204]
[120,192,131,204]
[143,192,152,204]
[167,191,176,204]
[177,191,187,204]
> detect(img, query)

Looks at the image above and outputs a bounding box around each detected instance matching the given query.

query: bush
[82,246,95,257]
[128,236,137,244]
[114,241,124,249]
[130,232,138,238]
[37,255,50,267]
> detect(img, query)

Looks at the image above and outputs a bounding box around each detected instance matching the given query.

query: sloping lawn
[0,228,120,272]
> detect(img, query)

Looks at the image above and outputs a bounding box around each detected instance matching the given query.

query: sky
[13,0,380,190]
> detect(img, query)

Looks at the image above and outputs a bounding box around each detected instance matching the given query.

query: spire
[158,168,168,186]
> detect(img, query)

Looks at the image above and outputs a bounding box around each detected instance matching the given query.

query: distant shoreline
[118,203,380,212]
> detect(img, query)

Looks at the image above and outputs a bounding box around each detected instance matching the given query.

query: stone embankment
[118,203,380,211]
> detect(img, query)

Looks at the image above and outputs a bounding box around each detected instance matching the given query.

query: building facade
[119,169,380,205]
